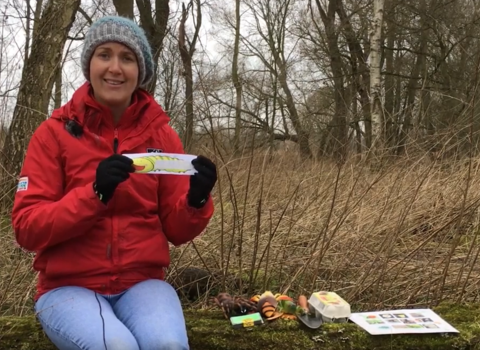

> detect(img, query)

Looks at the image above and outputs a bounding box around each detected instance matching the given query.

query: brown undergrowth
[2,148,480,317]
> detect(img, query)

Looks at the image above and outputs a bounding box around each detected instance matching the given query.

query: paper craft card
[123,153,197,175]
[349,308,459,335]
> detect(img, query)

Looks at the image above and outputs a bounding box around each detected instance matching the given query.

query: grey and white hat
[81,15,154,88]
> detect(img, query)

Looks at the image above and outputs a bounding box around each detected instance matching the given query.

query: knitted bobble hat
[81,15,154,88]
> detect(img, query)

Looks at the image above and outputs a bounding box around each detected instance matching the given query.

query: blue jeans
[34,279,189,350]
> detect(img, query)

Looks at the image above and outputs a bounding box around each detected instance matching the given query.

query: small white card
[123,153,197,175]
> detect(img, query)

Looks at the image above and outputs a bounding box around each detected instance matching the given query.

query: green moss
[1,302,480,349]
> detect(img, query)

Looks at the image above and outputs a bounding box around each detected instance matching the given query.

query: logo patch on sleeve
[17,176,28,192]
[146,148,163,153]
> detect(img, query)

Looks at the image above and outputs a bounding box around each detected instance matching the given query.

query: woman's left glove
[187,155,217,208]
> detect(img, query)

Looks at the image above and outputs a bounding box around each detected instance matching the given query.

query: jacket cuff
[186,194,213,217]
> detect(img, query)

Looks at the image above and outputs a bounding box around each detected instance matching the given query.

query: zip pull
[113,128,119,153]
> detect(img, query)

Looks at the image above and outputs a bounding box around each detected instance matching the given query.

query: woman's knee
[35,286,140,350]
[123,279,182,308]
[104,335,140,350]
[134,278,177,295]
[157,340,189,350]
[138,337,189,350]
[40,324,140,350]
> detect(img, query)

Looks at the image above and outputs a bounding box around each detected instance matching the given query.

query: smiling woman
[89,43,139,122]
[80,16,152,123]
[11,15,218,350]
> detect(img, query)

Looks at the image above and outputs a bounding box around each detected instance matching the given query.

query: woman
[11,15,217,350]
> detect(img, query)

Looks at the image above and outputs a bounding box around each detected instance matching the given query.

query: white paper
[349,308,459,335]
[123,153,197,175]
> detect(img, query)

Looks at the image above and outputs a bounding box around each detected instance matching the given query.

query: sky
[0,0,322,135]
[0,0,235,129]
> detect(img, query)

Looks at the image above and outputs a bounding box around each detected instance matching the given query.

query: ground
[0,302,479,349]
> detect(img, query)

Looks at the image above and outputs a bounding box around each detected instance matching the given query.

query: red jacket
[11,82,214,300]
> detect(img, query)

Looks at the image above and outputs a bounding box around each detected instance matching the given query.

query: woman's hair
[65,118,83,138]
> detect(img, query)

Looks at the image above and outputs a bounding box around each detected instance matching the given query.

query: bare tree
[370,0,385,149]
[178,0,202,153]
[136,0,170,94]
[112,0,134,18]
[232,0,243,154]
[1,0,80,208]
[112,0,170,94]
[157,33,184,118]
[307,0,349,160]
[243,0,312,158]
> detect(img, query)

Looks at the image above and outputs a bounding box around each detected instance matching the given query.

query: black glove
[187,155,217,208]
[93,154,135,204]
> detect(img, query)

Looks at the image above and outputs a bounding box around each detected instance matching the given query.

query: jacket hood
[50,82,170,132]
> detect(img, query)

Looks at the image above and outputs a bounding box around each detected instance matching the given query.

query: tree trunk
[136,0,170,94]
[369,0,385,149]
[112,0,134,18]
[276,62,311,159]
[262,1,311,159]
[178,0,202,153]
[54,65,62,109]
[315,0,348,161]
[232,0,243,155]
[383,6,396,148]
[396,0,428,155]
[0,0,80,209]
[112,0,170,95]
[336,1,371,149]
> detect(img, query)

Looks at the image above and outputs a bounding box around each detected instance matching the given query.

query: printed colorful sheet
[123,153,197,175]
[349,308,459,335]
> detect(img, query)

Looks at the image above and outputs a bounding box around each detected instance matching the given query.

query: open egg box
[308,291,351,323]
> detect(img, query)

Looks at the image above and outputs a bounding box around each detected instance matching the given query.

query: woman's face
[89,42,139,110]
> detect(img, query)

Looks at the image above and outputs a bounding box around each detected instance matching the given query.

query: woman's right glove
[94,154,135,204]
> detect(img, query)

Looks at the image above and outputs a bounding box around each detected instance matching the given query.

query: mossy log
[1,302,479,349]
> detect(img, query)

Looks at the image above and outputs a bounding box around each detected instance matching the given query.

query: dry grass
[2,147,480,317]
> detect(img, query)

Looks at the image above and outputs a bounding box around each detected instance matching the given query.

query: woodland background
[1,0,480,317]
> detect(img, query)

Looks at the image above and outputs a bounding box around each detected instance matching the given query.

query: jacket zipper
[107,121,158,289]
[113,128,119,153]
[108,128,119,285]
